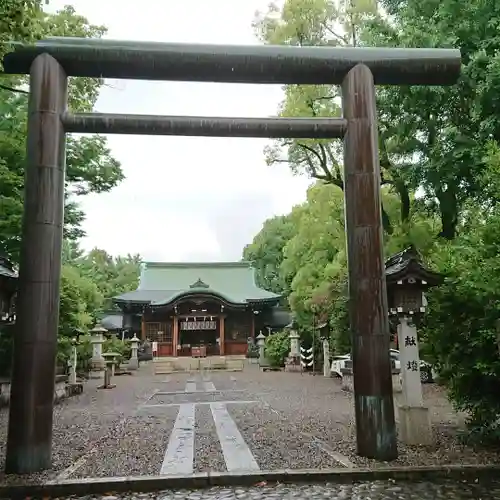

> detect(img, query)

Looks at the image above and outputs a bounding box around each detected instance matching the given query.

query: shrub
[422,211,500,443]
[76,335,93,373]
[0,329,95,378]
[264,330,290,367]
[103,336,131,364]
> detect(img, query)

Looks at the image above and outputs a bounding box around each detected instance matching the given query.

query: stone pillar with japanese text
[323,339,330,377]
[397,316,432,445]
[285,329,302,372]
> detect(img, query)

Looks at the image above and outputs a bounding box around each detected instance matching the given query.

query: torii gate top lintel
[3,37,461,86]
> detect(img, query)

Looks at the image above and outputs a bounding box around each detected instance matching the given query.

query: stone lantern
[285,319,302,372]
[90,323,108,374]
[128,334,140,370]
[256,332,266,366]
[385,246,444,445]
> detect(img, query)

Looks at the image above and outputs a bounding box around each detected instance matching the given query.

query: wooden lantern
[385,246,444,317]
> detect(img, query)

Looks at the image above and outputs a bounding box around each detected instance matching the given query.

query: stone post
[289,331,300,357]
[256,333,266,365]
[91,333,104,366]
[322,339,330,377]
[397,316,432,445]
[285,330,302,372]
[128,334,140,370]
[69,344,78,385]
[90,328,106,378]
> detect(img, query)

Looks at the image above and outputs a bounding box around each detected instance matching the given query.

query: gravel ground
[227,403,341,470]
[0,362,499,486]
[0,366,158,484]
[73,410,178,478]
[215,367,500,469]
[43,479,500,499]
[193,404,226,473]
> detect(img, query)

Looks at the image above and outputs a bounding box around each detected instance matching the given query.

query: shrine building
[113,262,288,357]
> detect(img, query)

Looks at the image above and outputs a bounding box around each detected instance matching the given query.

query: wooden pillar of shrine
[219,315,225,355]
[141,315,146,341]
[172,316,179,357]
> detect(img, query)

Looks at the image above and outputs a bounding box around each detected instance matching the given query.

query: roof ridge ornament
[189,278,209,289]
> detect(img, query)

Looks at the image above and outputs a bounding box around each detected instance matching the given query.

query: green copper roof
[114,261,280,306]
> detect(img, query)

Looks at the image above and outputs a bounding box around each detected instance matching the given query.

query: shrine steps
[153,355,246,374]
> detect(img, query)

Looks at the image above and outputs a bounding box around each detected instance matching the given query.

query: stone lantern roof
[385,246,444,288]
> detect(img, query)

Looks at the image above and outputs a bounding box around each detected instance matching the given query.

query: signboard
[180,320,216,330]
[192,346,207,357]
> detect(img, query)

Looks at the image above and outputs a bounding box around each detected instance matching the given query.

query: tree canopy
[254,0,500,239]
[0,2,123,261]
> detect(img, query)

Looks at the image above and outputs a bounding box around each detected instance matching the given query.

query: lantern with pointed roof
[385,246,444,317]
[90,323,108,335]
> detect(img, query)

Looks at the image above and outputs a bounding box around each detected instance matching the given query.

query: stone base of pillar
[90,358,105,379]
[392,371,402,393]
[340,371,354,392]
[285,354,302,372]
[91,357,105,369]
[128,357,139,370]
[398,405,432,445]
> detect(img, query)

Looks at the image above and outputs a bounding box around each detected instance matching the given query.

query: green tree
[243,213,300,294]
[253,0,403,233]
[244,180,437,352]
[363,0,500,238]
[58,263,103,337]
[0,1,45,63]
[281,183,346,325]
[255,0,500,239]
[75,248,141,310]
[423,207,500,441]
[0,5,124,261]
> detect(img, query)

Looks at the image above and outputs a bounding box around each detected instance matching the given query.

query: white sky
[46,0,311,262]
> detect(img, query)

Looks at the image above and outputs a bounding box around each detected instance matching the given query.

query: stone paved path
[57,479,500,499]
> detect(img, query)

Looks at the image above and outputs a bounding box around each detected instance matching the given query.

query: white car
[389,349,401,370]
[330,354,351,378]
[331,349,433,383]
[390,349,434,383]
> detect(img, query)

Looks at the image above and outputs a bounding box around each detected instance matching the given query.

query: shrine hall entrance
[177,316,220,356]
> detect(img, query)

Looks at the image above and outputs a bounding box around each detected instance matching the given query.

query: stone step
[153,356,245,373]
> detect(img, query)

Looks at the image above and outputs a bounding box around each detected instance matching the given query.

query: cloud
[48,0,310,261]
[208,191,276,260]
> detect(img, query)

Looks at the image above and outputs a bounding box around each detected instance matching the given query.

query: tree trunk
[437,187,458,239]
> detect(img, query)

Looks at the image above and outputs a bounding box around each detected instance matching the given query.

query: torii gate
[2,38,461,473]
